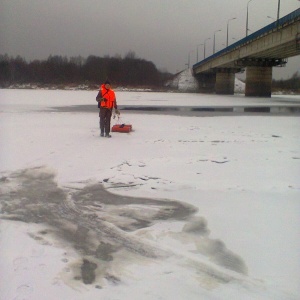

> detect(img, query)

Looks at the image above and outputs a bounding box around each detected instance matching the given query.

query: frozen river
[0,89,300,300]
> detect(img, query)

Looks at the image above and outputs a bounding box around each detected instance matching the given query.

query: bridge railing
[193,8,300,69]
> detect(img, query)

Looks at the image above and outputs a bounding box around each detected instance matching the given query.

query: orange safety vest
[99,84,117,109]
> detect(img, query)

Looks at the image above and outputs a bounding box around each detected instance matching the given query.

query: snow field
[0,89,299,299]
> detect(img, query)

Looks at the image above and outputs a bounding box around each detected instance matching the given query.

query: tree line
[272,71,300,93]
[0,52,172,88]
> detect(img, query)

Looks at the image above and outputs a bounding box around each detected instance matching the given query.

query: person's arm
[114,98,120,114]
[96,91,102,102]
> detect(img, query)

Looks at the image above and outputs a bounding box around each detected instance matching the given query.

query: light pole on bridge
[213,30,222,54]
[277,0,280,21]
[226,17,237,47]
[204,38,211,59]
[186,50,194,69]
[246,0,254,37]
[196,44,203,62]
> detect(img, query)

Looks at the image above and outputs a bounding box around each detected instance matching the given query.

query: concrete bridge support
[245,66,272,97]
[194,73,216,93]
[215,70,235,95]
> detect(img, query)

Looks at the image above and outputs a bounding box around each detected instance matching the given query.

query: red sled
[112,124,132,133]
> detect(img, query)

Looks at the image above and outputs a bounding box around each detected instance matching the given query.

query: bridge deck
[193,8,300,73]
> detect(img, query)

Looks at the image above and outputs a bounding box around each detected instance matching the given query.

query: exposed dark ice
[0,166,247,287]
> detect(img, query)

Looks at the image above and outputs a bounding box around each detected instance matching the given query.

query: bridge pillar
[245,66,272,97]
[215,70,235,95]
[194,73,216,93]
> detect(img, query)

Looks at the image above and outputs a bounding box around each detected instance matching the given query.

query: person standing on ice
[96,79,119,138]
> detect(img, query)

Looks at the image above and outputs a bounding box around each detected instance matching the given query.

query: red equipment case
[112,124,132,133]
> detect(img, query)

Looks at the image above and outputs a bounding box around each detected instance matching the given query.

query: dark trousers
[99,107,112,134]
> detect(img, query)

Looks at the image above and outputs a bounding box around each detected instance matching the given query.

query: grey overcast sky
[0,0,299,79]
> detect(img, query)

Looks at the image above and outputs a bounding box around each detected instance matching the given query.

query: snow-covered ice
[0,89,300,300]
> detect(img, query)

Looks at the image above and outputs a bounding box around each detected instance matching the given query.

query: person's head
[104,79,111,89]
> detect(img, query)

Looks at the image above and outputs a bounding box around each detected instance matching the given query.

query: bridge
[193,8,300,97]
